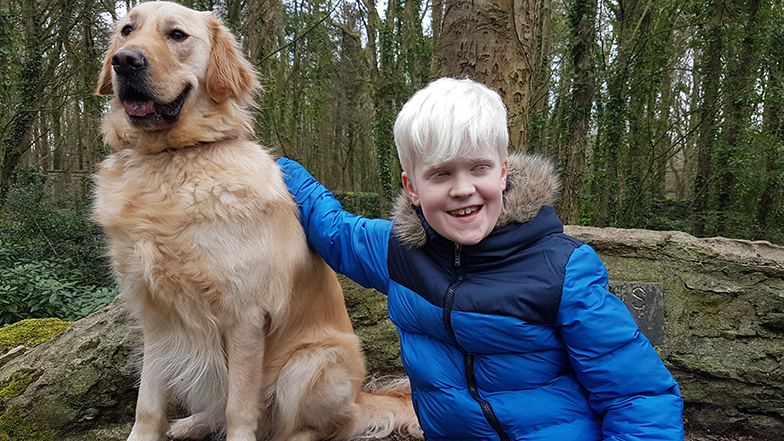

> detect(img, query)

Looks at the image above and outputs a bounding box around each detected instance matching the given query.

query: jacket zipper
[466,353,510,441]
[443,242,509,441]
[442,243,462,340]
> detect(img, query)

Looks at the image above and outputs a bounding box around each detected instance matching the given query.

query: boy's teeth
[451,206,478,216]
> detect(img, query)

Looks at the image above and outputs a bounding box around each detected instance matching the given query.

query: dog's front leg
[128,337,170,441]
[225,322,266,441]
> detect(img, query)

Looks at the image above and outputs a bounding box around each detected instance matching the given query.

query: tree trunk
[656,60,674,198]
[597,66,625,228]
[692,0,724,237]
[0,9,43,207]
[681,49,702,200]
[362,0,404,204]
[436,0,541,152]
[402,0,428,89]
[528,0,553,156]
[715,0,760,235]
[429,0,444,78]
[560,0,597,225]
[596,0,642,228]
[757,16,783,232]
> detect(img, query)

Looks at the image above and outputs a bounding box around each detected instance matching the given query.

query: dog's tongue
[123,99,155,117]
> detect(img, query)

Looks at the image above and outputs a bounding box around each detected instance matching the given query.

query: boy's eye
[429,171,449,180]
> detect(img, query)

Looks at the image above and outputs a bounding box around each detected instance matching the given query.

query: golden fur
[92,2,420,440]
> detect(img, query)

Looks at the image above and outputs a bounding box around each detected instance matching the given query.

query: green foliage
[635,199,694,233]
[4,0,784,264]
[0,168,117,326]
[334,191,383,219]
[0,260,117,325]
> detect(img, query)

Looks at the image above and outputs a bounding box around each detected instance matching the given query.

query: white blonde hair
[394,77,509,174]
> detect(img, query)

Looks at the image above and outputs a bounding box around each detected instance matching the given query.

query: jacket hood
[391,152,561,248]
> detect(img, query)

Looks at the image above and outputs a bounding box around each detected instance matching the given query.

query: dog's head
[96,1,260,153]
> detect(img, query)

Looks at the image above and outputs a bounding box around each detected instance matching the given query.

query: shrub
[0,258,117,325]
[334,191,383,219]
[0,168,117,325]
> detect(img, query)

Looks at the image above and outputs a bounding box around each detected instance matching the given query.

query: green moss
[0,406,54,441]
[0,369,42,399]
[0,318,72,351]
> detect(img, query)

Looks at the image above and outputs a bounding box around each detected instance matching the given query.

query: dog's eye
[168,30,189,41]
[121,25,133,36]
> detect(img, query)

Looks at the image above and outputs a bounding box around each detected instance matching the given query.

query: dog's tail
[354,377,423,439]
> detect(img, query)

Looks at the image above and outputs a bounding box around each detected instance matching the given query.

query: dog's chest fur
[94,141,297,324]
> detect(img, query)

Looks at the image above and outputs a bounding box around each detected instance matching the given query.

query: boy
[277,77,684,440]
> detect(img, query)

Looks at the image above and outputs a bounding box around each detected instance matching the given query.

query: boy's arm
[557,244,684,440]
[276,157,393,293]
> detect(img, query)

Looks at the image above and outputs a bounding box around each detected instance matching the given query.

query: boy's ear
[501,158,508,187]
[401,172,421,206]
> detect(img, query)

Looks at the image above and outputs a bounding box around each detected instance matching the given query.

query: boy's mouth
[449,206,481,217]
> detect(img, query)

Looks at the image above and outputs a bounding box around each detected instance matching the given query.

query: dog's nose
[112,49,149,76]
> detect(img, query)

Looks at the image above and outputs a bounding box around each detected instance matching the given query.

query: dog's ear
[95,37,119,96]
[206,17,259,103]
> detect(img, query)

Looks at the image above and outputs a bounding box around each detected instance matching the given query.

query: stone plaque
[607,281,664,345]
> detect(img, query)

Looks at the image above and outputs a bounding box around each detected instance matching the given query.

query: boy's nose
[450,176,475,198]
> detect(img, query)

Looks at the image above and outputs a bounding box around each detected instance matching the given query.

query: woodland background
[1,0,783,324]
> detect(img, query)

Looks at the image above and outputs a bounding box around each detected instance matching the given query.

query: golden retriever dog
[92,2,421,440]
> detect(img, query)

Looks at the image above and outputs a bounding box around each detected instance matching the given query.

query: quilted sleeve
[276,157,393,293]
[557,244,684,440]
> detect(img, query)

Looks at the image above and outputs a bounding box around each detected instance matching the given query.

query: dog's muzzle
[112,49,190,127]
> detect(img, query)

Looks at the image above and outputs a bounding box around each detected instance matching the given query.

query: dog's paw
[127,424,167,441]
[167,414,212,440]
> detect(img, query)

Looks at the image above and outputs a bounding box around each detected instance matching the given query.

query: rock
[341,275,405,375]
[0,299,138,441]
[565,226,784,441]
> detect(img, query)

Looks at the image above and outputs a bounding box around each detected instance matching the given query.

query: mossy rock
[0,318,73,353]
[0,299,138,441]
[339,275,404,375]
[0,406,54,441]
[0,369,42,399]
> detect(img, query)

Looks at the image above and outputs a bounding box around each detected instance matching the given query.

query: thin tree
[715,0,762,235]
[692,0,724,236]
[0,1,43,208]
[560,0,597,225]
[757,8,784,234]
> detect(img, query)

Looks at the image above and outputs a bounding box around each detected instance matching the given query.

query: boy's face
[402,150,508,246]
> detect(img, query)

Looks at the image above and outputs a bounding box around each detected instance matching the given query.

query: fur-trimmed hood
[391,152,561,248]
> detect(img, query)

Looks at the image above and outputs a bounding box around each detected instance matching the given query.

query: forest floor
[684,436,754,441]
[381,433,754,441]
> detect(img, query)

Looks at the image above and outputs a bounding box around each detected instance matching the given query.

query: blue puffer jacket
[277,153,684,441]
